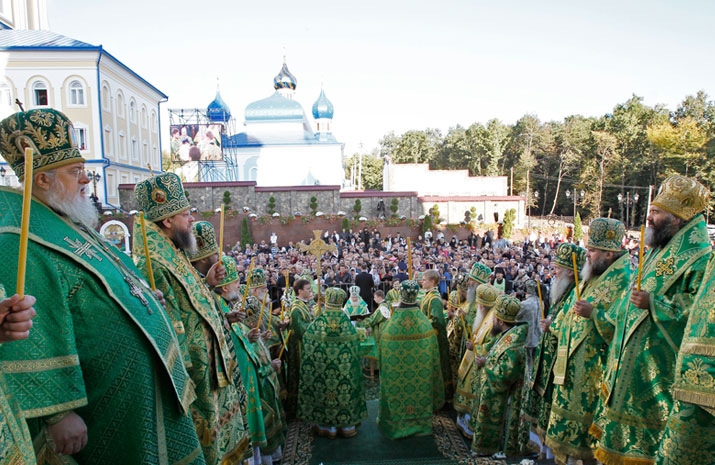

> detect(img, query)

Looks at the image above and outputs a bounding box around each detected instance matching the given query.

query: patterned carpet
[279,395,507,465]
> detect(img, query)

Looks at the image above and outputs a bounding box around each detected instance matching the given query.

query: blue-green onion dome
[312,88,334,119]
[273,61,297,90]
[245,92,304,122]
[207,90,231,123]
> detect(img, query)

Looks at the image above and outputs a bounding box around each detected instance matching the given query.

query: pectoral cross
[125,275,150,312]
[299,230,336,313]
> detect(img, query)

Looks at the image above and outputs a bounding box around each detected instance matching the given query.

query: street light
[526,190,539,229]
[617,192,640,229]
[87,169,102,210]
[565,188,584,218]
[0,166,6,186]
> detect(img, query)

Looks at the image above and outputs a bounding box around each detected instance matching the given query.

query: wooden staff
[139,212,156,290]
[637,224,645,291]
[572,252,581,301]
[536,277,545,320]
[147,164,154,176]
[406,237,414,280]
[460,315,472,344]
[16,148,33,297]
[278,329,292,359]
[218,204,225,257]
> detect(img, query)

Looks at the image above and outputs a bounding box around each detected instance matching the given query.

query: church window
[32,81,48,106]
[69,80,85,106]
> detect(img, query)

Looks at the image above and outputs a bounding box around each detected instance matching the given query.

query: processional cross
[299,230,337,314]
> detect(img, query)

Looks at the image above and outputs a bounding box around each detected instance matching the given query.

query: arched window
[69,80,85,105]
[102,84,110,110]
[116,92,124,117]
[129,100,136,122]
[32,81,48,106]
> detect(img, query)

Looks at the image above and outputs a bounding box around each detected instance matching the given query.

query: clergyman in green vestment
[214,257,286,465]
[545,219,632,465]
[593,176,712,465]
[420,269,453,401]
[133,172,251,465]
[471,294,527,458]
[298,287,367,439]
[519,243,584,461]
[656,252,715,465]
[186,224,270,465]
[378,280,445,439]
[0,287,37,465]
[286,278,314,421]
[0,109,205,464]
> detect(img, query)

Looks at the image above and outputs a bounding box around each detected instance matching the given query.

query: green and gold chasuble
[357,301,390,346]
[378,305,445,439]
[297,308,367,427]
[446,292,474,395]
[0,286,35,465]
[546,254,631,464]
[656,253,715,465]
[421,288,453,400]
[594,216,711,465]
[249,334,286,454]
[286,298,313,420]
[342,297,368,317]
[453,308,496,417]
[133,221,250,465]
[215,297,266,450]
[520,282,575,446]
[384,288,400,309]
[471,323,528,456]
[0,189,203,465]
[0,348,34,465]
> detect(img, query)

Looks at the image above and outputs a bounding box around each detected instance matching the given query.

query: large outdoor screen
[170,123,223,161]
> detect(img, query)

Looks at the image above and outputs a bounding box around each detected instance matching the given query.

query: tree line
[346,91,715,226]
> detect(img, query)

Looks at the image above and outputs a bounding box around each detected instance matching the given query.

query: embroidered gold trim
[1,355,79,373]
[23,398,86,419]
[680,341,715,356]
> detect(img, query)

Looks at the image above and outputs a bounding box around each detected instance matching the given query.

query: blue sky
[47,0,715,156]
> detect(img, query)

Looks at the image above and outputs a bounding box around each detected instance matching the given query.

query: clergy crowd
[0,108,713,465]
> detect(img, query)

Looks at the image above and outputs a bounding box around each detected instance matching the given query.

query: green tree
[477,119,511,176]
[430,204,441,223]
[574,212,584,241]
[241,217,253,245]
[390,198,399,217]
[345,152,384,190]
[341,217,351,233]
[352,199,362,219]
[222,191,232,210]
[267,196,276,215]
[502,208,516,239]
[309,196,318,216]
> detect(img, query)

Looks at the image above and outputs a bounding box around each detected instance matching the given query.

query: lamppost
[565,188,584,218]
[525,190,539,229]
[617,192,640,229]
[87,169,102,210]
[0,166,6,186]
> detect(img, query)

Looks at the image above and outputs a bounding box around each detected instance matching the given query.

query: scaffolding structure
[168,108,239,182]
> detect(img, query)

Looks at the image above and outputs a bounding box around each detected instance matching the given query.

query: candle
[406,237,414,280]
[280,269,289,320]
[218,204,225,257]
[255,287,268,330]
[536,277,544,320]
[572,252,581,301]
[139,212,156,291]
[636,224,645,291]
[278,330,292,359]
[460,314,471,343]
[16,148,33,298]
[240,258,255,310]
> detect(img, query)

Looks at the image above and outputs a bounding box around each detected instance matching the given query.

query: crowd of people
[0,108,713,465]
